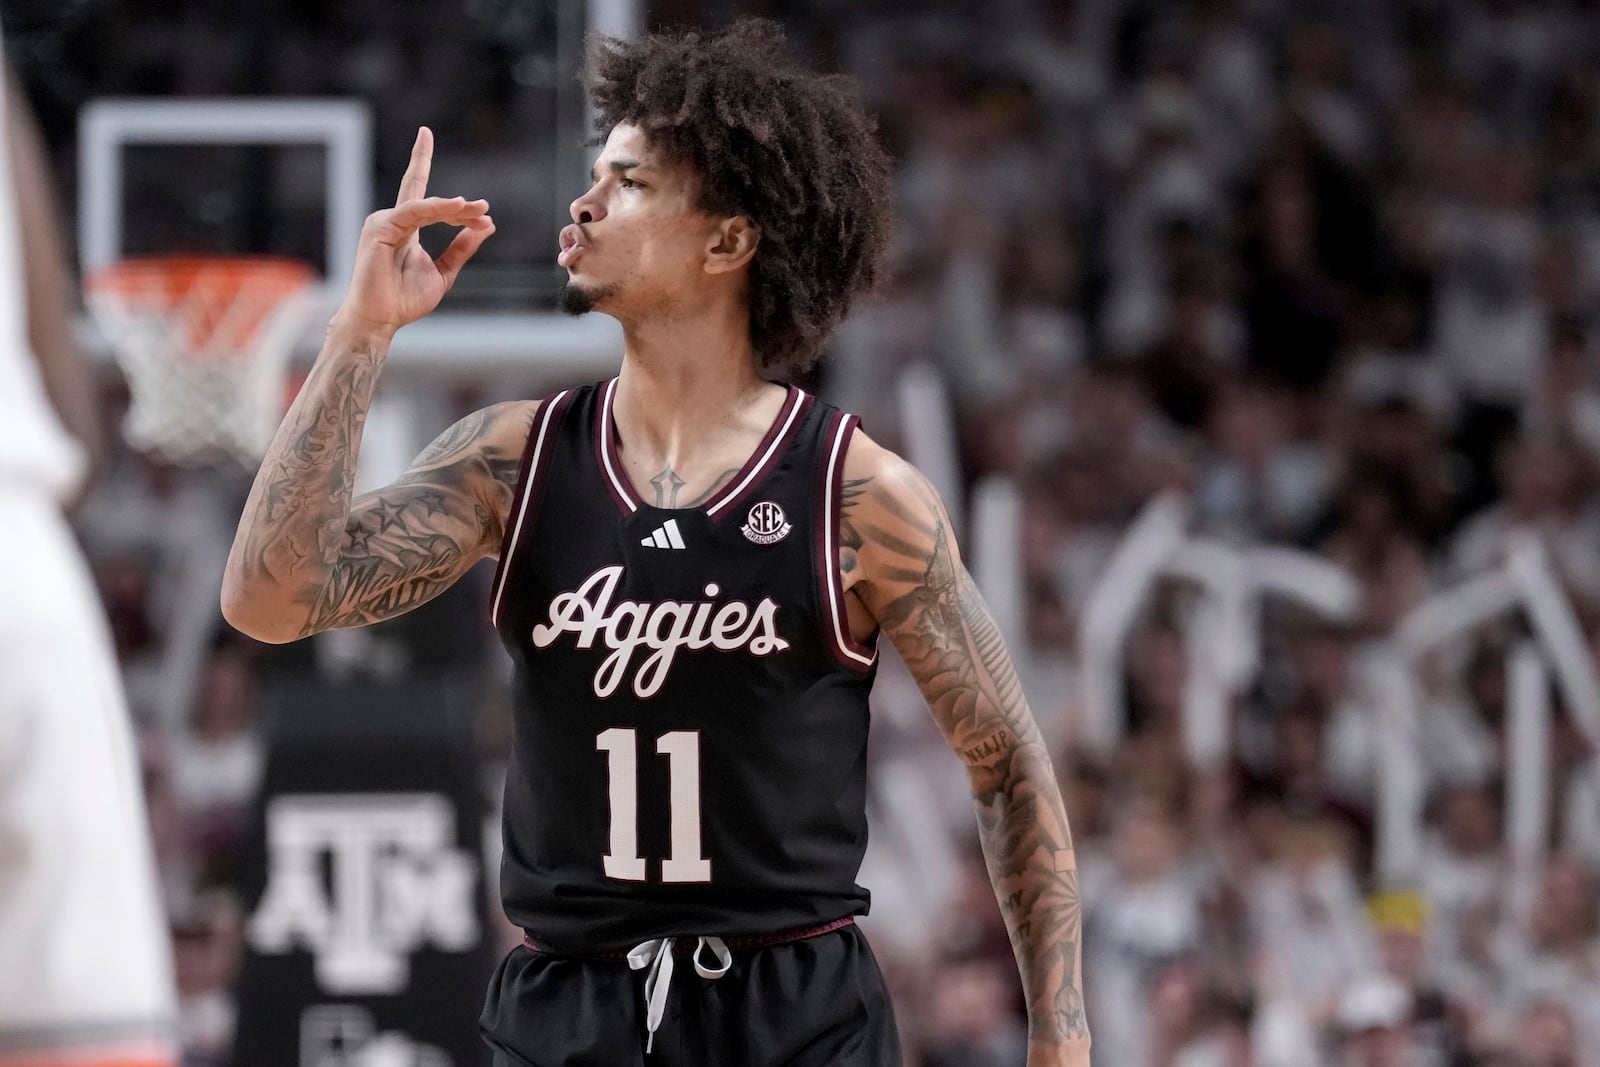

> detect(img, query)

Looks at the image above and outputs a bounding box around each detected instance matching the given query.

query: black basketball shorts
[479,922,902,1066]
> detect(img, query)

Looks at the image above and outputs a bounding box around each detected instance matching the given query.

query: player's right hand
[335,126,495,337]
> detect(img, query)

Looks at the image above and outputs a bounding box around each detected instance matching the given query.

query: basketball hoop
[86,256,315,468]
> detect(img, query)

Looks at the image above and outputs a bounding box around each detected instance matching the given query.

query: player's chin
[556,279,610,316]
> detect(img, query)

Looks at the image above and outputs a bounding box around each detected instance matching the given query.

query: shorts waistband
[522,915,856,960]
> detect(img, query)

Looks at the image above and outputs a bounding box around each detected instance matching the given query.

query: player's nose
[570,187,605,226]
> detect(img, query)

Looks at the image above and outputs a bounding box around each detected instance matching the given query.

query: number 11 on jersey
[595,728,712,883]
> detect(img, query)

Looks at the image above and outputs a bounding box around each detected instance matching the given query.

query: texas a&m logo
[246,794,479,995]
[741,501,792,545]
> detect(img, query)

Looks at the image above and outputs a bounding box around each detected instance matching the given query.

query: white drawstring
[625,936,733,1053]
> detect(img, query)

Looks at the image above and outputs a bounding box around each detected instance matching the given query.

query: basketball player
[0,55,178,1067]
[222,20,1089,1067]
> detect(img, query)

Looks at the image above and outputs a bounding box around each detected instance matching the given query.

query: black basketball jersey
[490,378,879,954]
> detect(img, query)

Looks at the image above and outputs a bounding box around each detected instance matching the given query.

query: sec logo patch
[741,501,792,545]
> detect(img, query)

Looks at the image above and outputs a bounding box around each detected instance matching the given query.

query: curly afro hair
[586,18,894,376]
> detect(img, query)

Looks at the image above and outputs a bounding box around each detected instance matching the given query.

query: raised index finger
[395,126,433,206]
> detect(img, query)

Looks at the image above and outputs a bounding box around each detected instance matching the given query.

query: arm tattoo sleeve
[226,335,533,638]
[230,342,383,621]
[305,404,535,635]
[851,467,1089,1050]
[303,469,477,635]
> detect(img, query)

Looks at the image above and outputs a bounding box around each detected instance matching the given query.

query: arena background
[8,0,1600,1064]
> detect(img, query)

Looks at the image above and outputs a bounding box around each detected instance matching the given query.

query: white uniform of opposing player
[0,58,177,1067]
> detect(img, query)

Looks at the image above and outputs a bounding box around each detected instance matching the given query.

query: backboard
[78,98,371,308]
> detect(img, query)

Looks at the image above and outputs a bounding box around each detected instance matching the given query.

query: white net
[86,257,314,468]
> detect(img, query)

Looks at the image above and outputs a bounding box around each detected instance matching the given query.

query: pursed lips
[558,223,587,267]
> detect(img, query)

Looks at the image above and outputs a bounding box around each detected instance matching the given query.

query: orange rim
[86,255,314,299]
[86,255,314,359]
[0,1045,173,1067]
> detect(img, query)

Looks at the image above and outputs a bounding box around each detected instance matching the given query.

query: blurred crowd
[37,1,1600,1066]
[816,2,1600,1065]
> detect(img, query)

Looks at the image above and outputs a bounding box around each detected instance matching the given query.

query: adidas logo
[640,519,687,550]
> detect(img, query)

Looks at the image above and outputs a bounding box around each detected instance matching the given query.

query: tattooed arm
[842,434,1090,1066]
[221,126,505,642]
[222,395,536,642]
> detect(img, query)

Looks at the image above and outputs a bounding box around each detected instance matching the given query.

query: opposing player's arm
[843,434,1090,1066]
[8,69,103,495]
[222,397,535,643]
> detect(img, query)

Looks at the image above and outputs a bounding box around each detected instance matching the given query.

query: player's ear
[704,216,760,275]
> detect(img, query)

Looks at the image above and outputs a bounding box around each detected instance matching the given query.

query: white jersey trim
[597,378,640,513]
[822,415,877,670]
[703,387,806,518]
[491,390,570,628]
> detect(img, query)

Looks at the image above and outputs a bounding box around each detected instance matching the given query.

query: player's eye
[619,177,642,189]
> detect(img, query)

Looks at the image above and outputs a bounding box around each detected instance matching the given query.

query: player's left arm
[843,433,1090,1066]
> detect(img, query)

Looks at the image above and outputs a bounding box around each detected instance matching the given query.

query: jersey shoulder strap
[489,384,588,629]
